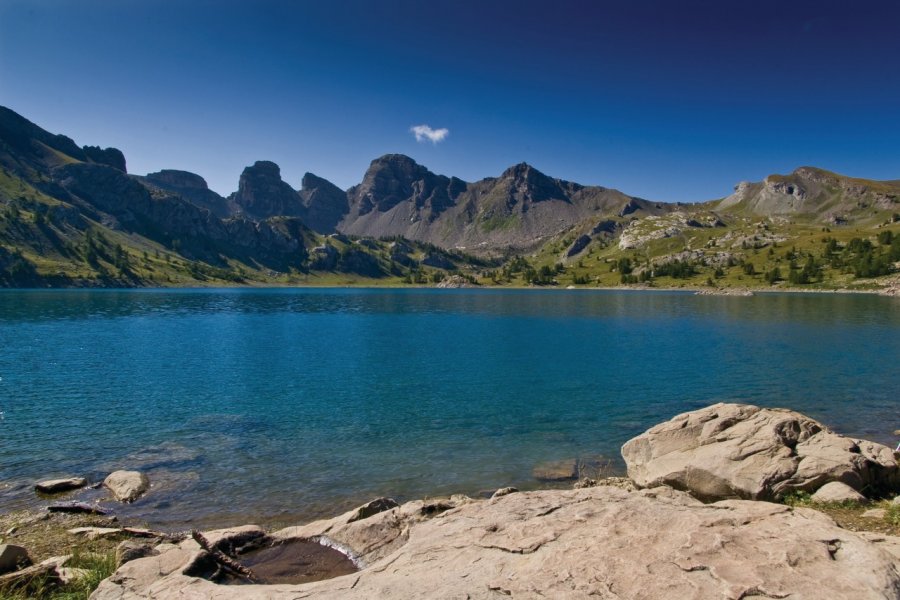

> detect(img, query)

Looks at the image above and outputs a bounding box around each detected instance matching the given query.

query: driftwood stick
[0,563,59,590]
[47,502,110,515]
[123,527,184,542]
[191,530,257,581]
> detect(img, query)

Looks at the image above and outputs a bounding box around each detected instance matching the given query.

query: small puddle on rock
[194,539,359,586]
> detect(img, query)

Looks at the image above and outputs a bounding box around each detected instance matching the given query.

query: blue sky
[1,0,899,201]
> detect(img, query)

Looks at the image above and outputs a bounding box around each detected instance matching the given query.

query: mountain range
[1,105,898,289]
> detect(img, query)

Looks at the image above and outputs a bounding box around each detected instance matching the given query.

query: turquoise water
[0,288,898,529]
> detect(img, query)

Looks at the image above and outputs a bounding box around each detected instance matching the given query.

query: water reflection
[1,288,898,328]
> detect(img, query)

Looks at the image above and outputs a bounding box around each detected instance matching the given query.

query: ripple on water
[0,288,898,527]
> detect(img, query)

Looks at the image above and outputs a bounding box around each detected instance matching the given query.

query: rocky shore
[3,403,899,599]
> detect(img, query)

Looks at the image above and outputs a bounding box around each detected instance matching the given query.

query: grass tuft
[0,549,116,600]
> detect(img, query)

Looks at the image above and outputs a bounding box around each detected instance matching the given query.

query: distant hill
[1,104,898,290]
[718,166,900,225]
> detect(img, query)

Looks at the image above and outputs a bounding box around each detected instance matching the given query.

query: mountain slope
[718,166,900,224]
[0,106,499,287]
[338,155,671,251]
[1,104,898,291]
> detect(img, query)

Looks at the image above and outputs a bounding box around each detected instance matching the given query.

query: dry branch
[190,530,257,581]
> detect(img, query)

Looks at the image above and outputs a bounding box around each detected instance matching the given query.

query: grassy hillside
[1,105,898,292]
[481,206,900,293]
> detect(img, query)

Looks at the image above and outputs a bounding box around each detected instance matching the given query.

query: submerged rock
[104,470,149,503]
[34,477,87,494]
[531,458,578,481]
[92,487,900,599]
[622,402,900,501]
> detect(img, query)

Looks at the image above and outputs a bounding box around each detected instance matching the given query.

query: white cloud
[410,124,449,144]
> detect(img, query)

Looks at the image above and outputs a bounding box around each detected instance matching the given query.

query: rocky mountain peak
[363,154,429,183]
[145,169,209,190]
[298,172,349,234]
[791,166,836,185]
[502,162,535,178]
[498,161,565,202]
[232,160,302,219]
[139,169,233,218]
[301,171,340,192]
[243,160,282,179]
[82,145,126,172]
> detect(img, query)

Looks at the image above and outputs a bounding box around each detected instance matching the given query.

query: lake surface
[0,288,898,529]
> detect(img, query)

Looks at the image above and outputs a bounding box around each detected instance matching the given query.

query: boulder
[810,481,868,504]
[622,402,900,501]
[104,470,149,503]
[0,544,30,574]
[862,508,887,519]
[92,487,900,599]
[34,477,87,494]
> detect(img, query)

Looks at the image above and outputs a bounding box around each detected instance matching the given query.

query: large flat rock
[92,486,900,599]
[622,402,900,501]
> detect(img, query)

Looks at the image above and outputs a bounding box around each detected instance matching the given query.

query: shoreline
[2,282,897,295]
[3,402,899,598]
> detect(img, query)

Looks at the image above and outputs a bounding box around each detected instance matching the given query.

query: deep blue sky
[2,0,899,201]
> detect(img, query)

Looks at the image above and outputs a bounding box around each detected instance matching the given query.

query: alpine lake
[1,288,897,529]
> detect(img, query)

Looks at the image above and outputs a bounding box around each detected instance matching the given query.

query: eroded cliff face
[140,170,236,219]
[298,172,349,234]
[230,161,305,220]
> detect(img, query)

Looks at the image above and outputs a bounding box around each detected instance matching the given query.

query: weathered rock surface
[115,540,158,567]
[347,497,398,523]
[622,402,900,500]
[0,544,30,574]
[104,471,149,503]
[858,532,900,562]
[435,274,473,288]
[34,477,87,494]
[811,481,868,504]
[566,233,592,256]
[92,487,900,599]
